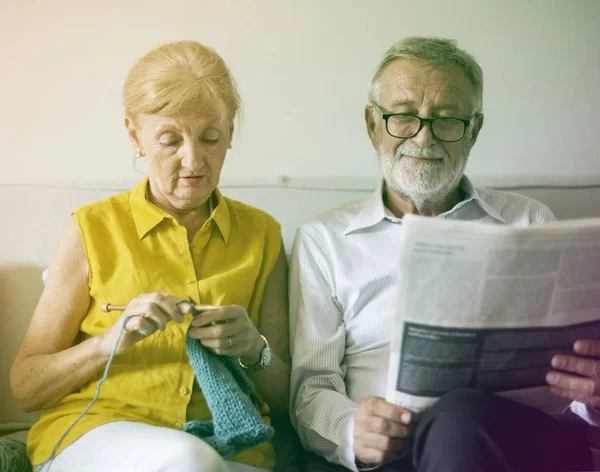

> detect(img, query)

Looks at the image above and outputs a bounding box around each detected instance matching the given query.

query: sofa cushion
[1,179,599,432]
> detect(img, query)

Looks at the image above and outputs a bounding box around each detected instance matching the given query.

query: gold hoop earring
[136,148,145,158]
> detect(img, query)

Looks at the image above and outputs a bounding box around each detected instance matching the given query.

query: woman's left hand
[188,305,264,365]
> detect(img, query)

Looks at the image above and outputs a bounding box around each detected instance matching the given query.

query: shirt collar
[211,188,231,243]
[458,176,506,223]
[344,180,389,235]
[130,177,169,240]
[130,176,231,242]
[344,176,505,235]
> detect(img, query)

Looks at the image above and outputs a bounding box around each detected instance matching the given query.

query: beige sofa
[2,178,600,458]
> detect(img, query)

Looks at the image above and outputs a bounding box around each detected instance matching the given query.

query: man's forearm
[293,382,359,468]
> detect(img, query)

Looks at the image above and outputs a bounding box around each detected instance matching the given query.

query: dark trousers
[303,389,593,472]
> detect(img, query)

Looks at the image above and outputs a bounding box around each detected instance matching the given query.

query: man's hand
[353,396,415,468]
[547,339,600,407]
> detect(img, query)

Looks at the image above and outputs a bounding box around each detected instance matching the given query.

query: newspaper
[386,214,600,417]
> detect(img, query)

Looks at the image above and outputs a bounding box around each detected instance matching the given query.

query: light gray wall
[1,0,599,185]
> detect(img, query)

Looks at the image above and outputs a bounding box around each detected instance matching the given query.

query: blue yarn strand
[37,315,135,472]
[35,302,270,470]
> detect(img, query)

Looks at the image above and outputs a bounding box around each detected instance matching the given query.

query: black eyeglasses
[380,112,474,143]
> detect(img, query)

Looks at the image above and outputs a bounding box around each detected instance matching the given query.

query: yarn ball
[0,438,32,472]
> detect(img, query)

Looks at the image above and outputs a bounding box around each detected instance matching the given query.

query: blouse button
[175,422,183,430]
[179,387,188,396]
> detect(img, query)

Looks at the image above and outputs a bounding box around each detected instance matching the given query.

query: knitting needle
[101,302,221,313]
[188,297,227,325]
[101,299,225,331]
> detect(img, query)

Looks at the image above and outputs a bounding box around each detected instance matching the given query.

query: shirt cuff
[339,416,382,471]
[339,416,360,471]
[571,401,600,427]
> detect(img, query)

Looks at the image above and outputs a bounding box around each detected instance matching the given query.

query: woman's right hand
[98,293,186,356]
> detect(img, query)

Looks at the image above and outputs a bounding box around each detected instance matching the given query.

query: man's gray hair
[369,37,484,115]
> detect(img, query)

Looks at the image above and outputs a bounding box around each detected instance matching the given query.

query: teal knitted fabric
[183,334,274,457]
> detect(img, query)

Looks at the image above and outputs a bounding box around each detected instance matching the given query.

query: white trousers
[34,421,273,472]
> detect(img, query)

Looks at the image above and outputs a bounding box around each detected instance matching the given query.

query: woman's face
[127,112,233,213]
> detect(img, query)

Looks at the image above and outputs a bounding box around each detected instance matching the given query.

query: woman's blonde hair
[123,40,241,123]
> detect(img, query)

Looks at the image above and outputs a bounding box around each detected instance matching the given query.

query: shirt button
[179,387,188,396]
[175,422,183,430]
[192,247,200,255]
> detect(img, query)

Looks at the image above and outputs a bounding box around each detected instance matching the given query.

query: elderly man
[289,37,596,472]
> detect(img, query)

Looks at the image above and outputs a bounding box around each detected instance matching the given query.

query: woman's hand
[188,305,264,365]
[98,293,185,356]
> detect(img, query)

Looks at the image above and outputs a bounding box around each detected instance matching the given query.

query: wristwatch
[238,335,273,372]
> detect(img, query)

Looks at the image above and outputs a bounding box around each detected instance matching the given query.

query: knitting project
[183,330,274,457]
[36,313,274,472]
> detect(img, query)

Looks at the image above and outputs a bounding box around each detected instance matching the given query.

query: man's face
[366,59,483,204]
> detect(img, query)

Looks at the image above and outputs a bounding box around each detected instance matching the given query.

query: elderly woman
[10,41,289,472]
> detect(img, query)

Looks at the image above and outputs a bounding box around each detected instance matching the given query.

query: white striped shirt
[289,177,592,470]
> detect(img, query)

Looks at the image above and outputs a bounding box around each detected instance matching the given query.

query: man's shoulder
[298,196,370,238]
[474,186,556,224]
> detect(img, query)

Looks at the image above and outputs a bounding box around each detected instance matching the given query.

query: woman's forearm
[10,335,110,413]
[249,352,290,414]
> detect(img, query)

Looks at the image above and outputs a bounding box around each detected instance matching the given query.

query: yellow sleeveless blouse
[28,177,281,468]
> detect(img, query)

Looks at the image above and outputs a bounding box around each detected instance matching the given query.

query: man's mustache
[395,143,448,161]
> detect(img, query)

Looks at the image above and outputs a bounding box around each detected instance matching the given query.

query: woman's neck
[146,188,213,243]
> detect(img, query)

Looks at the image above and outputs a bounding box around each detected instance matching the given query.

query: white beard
[378,139,469,207]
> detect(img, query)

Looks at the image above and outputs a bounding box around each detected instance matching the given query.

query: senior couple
[11,37,598,472]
